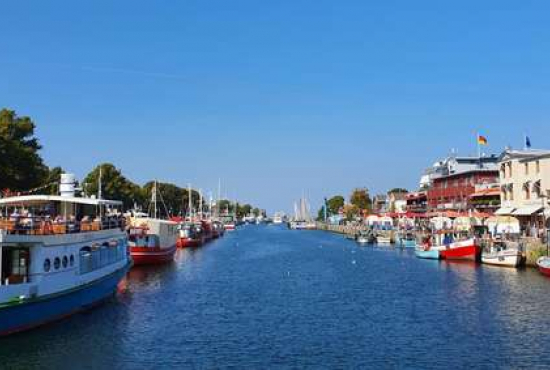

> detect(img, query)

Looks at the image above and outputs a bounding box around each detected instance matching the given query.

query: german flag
[478,135,488,146]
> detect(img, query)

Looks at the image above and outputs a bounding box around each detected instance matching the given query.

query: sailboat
[127,182,178,265]
[289,197,316,230]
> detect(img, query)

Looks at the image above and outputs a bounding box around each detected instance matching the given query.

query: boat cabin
[0,195,124,288]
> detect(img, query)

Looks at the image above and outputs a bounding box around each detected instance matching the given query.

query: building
[497,149,550,236]
[406,192,428,216]
[468,185,501,215]
[372,194,388,214]
[387,189,408,213]
[426,155,500,213]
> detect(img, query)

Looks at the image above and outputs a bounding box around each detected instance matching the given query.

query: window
[79,241,126,275]
[536,160,541,174]
[509,185,514,201]
[523,183,531,200]
[43,258,51,273]
[70,255,75,267]
[62,256,68,268]
[525,163,529,176]
[500,164,506,179]
[54,257,61,270]
[508,162,513,177]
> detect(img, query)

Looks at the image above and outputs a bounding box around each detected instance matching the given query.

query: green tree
[83,163,144,210]
[43,166,65,195]
[350,188,372,213]
[0,109,48,191]
[327,195,345,215]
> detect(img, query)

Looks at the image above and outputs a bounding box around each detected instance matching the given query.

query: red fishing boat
[128,218,178,265]
[176,222,203,248]
[127,183,178,265]
[439,237,481,261]
[537,257,550,277]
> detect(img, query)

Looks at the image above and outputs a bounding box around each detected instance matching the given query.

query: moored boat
[176,222,203,248]
[127,217,178,265]
[0,174,131,336]
[439,238,481,261]
[415,247,441,260]
[482,246,523,268]
[127,182,178,265]
[537,257,550,277]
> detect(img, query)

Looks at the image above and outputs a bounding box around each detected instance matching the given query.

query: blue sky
[2,0,550,213]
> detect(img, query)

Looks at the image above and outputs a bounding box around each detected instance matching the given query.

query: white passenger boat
[0,174,131,336]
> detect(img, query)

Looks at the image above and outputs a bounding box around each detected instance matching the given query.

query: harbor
[1,225,549,369]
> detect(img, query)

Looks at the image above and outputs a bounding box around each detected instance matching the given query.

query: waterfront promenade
[1,225,549,369]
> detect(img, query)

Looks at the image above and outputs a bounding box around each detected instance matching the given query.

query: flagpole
[477,132,481,168]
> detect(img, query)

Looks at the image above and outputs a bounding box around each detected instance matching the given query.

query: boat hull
[130,245,177,265]
[482,251,523,268]
[537,257,550,277]
[401,239,417,248]
[440,245,481,261]
[0,265,129,337]
[415,249,440,260]
[177,238,202,248]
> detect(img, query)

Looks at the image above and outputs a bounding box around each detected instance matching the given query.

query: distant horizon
[3,1,550,214]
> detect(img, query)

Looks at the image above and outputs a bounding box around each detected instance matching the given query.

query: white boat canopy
[486,216,521,235]
[495,207,515,216]
[453,216,483,231]
[512,206,543,217]
[430,216,453,231]
[0,195,122,207]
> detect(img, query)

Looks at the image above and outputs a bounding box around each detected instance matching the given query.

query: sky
[2,0,550,213]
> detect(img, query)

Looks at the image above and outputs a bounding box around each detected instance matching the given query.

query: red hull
[539,265,550,277]
[177,238,202,248]
[440,245,481,261]
[131,245,177,265]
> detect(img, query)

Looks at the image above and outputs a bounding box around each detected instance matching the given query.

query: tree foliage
[327,195,345,215]
[350,188,372,212]
[0,109,48,191]
[83,163,144,209]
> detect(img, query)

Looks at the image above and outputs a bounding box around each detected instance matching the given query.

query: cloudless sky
[2,0,550,213]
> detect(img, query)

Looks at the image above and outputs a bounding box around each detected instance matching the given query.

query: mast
[199,189,203,220]
[152,181,158,219]
[188,183,192,220]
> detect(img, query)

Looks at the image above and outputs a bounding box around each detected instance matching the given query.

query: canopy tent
[430,216,453,231]
[453,216,483,232]
[512,206,543,217]
[485,216,521,235]
[495,207,515,216]
[365,215,380,226]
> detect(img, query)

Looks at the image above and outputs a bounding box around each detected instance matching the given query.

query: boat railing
[0,216,126,236]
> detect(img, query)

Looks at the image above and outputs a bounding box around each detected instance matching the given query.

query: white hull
[482,250,523,267]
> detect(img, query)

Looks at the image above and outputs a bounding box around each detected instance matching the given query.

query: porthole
[62,256,68,268]
[54,257,61,270]
[70,255,75,267]
[43,259,51,273]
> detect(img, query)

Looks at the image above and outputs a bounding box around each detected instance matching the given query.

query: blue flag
[526,136,532,149]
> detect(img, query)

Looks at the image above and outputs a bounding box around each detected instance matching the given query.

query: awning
[512,206,543,216]
[495,207,515,216]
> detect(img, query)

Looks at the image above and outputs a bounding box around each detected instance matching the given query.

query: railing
[0,217,126,236]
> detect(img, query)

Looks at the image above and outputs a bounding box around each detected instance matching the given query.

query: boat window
[44,258,51,273]
[54,257,61,270]
[70,255,75,267]
[62,256,68,268]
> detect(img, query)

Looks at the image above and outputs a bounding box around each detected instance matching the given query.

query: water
[1,226,550,369]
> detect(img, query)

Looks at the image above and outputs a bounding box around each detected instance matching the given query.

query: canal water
[1,225,550,369]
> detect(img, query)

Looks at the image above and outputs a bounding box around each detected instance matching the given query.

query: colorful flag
[478,135,488,146]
